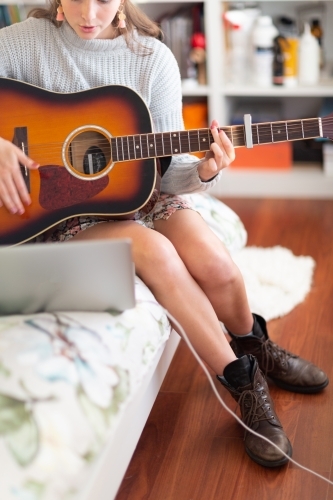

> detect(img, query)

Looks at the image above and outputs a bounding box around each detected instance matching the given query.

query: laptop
[0,239,136,315]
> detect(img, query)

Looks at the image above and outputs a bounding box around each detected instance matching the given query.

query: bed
[0,193,247,500]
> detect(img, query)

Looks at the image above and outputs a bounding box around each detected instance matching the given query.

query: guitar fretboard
[110,117,323,162]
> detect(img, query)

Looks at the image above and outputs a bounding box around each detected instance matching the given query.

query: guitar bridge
[13,127,30,192]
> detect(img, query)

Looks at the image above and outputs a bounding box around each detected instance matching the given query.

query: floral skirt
[37,194,194,243]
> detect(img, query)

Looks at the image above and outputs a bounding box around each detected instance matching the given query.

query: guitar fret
[116,137,121,161]
[111,117,325,164]
[154,133,163,157]
[180,131,189,153]
[111,138,117,162]
[133,135,140,159]
[171,132,180,154]
[272,122,287,142]
[147,134,155,157]
[127,136,130,160]
[120,137,125,161]
[162,133,165,156]
[256,123,278,144]
[189,130,200,152]
[303,118,321,139]
[125,137,129,160]
[198,129,210,151]
[139,135,143,158]
[161,132,172,155]
[141,134,148,158]
[128,136,135,160]
[288,120,302,140]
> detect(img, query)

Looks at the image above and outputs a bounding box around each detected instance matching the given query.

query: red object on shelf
[191,32,206,49]
[231,142,292,169]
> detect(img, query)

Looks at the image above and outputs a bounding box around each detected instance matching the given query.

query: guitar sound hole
[68,129,112,177]
[83,146,107,175]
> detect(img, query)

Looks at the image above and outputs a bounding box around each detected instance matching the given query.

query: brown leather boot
[217,355,292,467]
[228,314,329,394]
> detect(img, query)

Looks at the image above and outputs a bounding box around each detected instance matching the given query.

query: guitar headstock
[322,112,333,141]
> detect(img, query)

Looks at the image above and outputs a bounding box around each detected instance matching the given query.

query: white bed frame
[80,329,180,500]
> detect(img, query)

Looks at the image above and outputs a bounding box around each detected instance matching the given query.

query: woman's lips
[80,25,96,33]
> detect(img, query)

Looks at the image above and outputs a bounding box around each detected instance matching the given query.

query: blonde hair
[29,0,163,50]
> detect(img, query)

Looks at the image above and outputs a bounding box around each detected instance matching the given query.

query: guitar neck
[110,116,325,162]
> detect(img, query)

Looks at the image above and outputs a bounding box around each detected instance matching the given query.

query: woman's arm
[149,43,235,195]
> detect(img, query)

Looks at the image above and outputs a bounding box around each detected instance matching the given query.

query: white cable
[143,299,333,487]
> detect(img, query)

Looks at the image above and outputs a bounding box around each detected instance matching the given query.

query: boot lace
[237,385,275,437]
[260,339,296,376]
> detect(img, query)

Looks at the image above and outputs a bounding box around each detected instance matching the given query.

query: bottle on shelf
[310,18,324,68]
[298,22,320,85]
[272,35,285,86]
[251,15,279,86]
[277,17,299,87]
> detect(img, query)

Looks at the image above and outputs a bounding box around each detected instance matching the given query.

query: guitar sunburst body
[1,77,333,246]
[0,78,158,246]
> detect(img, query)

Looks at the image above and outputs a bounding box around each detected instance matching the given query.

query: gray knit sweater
[0,18,221,194]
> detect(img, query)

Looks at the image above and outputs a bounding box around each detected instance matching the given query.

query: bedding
[0,193,247,500]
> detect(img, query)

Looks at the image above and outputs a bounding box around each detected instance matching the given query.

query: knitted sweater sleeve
[148,41,222,195]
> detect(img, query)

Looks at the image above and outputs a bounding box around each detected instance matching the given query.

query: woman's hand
[197,119,235,182]
[0,137,39,215]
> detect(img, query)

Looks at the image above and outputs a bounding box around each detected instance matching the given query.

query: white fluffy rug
[232,245,316,321]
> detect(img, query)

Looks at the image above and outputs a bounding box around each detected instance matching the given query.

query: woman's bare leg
[73,220,236,374]
[154,209,254,335]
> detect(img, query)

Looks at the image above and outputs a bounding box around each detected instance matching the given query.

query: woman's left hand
[197,119,235,181]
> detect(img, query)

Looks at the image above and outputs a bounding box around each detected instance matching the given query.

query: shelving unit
[136,0,333,197]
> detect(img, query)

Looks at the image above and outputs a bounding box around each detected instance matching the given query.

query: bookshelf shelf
[208,165,333,199]
[223,82,333,98]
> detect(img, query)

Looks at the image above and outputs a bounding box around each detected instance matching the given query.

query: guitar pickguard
[39,165,109,210]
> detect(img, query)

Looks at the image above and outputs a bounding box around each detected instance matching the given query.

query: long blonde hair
[29,0,163,50]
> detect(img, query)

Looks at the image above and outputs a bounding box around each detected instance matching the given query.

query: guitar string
[22,119,333,146]
[18,118,333,162]
[22,125,333,153]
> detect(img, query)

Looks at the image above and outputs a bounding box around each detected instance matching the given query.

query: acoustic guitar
[0,77,332,246]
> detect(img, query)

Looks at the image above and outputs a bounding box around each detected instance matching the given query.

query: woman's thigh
[153,209,236,283]
[72,219,185,285]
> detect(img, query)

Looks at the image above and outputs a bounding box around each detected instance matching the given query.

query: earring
[56,4,64,21]
[117,3,126,29]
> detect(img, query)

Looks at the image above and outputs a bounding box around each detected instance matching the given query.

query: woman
[0,0,328,467]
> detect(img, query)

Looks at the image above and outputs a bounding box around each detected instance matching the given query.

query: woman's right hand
[0,137,39,215]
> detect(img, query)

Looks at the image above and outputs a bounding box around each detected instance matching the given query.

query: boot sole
[269,377,329,394]
[246,441,292,468]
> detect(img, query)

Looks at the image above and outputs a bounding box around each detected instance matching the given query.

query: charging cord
[145,299,333,487]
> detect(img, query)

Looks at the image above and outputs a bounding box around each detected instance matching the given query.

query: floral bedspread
[0,193,247,500]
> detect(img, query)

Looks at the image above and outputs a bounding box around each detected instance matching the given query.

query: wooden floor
[116,198,333,500]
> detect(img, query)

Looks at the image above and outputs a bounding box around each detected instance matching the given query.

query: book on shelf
[0,4,28,27]
[158,5,204,82]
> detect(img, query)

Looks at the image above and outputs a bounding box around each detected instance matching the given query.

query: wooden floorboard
[116,198,333,500]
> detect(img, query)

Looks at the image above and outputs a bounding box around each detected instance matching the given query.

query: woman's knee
[192,242,241,289]
[134,231,184,283]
